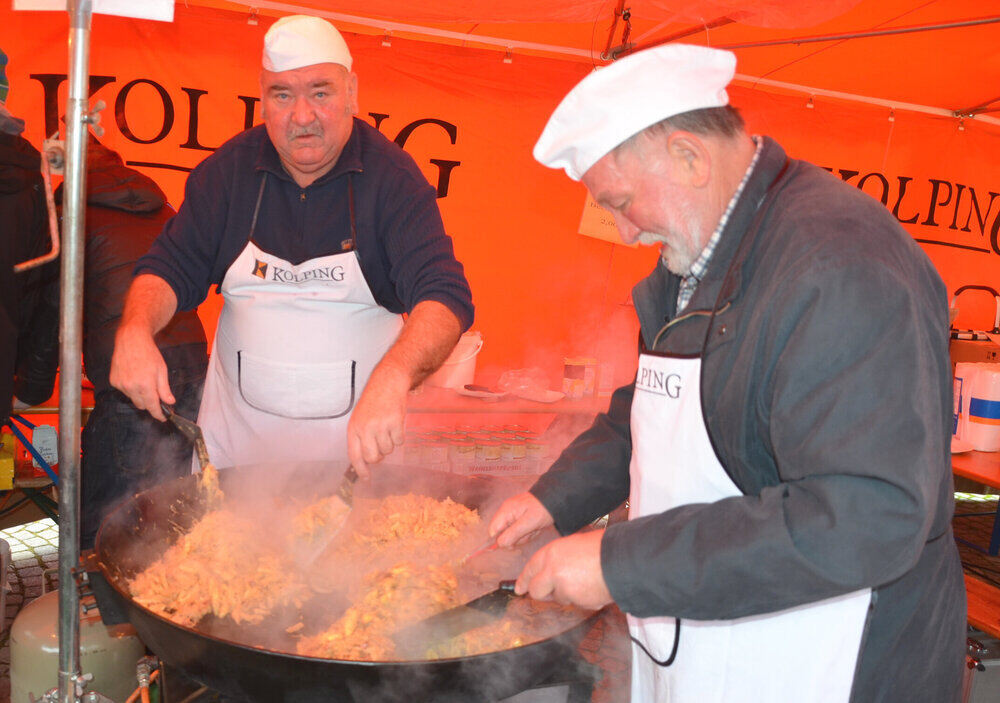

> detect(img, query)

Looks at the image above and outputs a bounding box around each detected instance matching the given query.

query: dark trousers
[81,348,207,550]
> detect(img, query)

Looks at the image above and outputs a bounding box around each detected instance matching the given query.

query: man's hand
[109,323,174,421]
[11,397,31,411]
[110,274,179,421]
[346,364,410,478]
[515,529,613,611]
[489,492,555,548]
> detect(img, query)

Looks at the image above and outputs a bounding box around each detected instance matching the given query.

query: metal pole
[717,15,1000,50]
[58,0,92,701]
[613,15,1000,58]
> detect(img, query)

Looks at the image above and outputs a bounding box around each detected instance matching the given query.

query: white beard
[639,215,705,276]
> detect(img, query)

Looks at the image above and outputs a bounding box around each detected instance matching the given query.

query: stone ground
[0,493,997,703]
[0,519,60,703]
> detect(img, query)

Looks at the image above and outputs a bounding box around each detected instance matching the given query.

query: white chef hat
[534,44,736,181]
[263,15,353,73]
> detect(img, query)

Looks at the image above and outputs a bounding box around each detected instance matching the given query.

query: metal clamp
[83,99,106,137]
[30,673,115,703]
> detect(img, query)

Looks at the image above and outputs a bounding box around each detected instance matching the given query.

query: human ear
[666,132,710,188]
[348,73,360,115]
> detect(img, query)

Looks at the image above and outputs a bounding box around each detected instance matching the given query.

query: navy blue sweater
[136,119,473,330]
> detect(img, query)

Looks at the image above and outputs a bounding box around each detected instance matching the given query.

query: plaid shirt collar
[676,136,762,313]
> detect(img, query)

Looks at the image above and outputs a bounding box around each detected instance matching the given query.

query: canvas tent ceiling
[189,0,999,122]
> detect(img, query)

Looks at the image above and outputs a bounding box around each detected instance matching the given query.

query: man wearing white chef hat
[491,44,965,702]
[110,15,473,477]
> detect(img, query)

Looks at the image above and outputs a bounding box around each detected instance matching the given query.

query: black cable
[630,618,681,667]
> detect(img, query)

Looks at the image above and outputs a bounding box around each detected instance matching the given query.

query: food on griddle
[129,490,583,660]
[297,562,461,659]
[298,560,581,660]
[129,509,307,627]
[294,493,352,542]
[199,462,223,505]
[429,597,580,658]
[349,493,480,549]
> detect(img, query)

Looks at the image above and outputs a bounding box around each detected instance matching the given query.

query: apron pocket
[237,350,356,419]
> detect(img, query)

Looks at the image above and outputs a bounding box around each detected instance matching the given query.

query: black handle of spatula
[335,465,359,507]
[160,401,212,471]
[499,579,516,593]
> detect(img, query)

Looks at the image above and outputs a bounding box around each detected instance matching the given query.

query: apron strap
[342,174,358,256]
[247,171,360,261]
[248,172,268,243]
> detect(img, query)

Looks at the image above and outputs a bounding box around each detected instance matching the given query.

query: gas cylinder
[10,589,147,703]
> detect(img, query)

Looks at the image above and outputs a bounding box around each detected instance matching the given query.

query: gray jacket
[531,137,965,702]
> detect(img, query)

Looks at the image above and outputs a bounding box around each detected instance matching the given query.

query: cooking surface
[98,463,592,664]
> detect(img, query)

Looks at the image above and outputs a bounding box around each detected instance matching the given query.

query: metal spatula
[160,401,212,472]
[297,465,359,569]
[393,580,519,656]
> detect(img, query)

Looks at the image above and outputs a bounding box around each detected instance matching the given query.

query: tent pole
[954,95,1000,117]
[719,15,1000,50]
[58,0,91,701]
[616,15,1000,57]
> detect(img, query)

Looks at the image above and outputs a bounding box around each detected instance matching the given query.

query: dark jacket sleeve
[134,157,229,311]
[374,158,474,331]
[11,165,59,408]
[530,379,635,534]
[601,251,951,620]
[13,257,60,406]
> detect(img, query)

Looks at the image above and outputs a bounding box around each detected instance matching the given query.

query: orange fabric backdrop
[4,5,1000,388]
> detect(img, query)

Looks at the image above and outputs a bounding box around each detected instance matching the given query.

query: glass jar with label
[476,440,502,461]
[449,440,476,466]
[422,442,450,465]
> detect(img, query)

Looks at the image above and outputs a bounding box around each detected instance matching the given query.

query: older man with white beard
[111,15,473,477]
[490,44,965,703]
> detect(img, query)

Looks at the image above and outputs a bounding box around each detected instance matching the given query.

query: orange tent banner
[4,5,999,384]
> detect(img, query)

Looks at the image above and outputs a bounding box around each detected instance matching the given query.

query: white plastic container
[425,331,483,390]
[955,362,1000,451]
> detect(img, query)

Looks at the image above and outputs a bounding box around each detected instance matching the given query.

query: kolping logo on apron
[636,364,683,399]
[252,259,268,278]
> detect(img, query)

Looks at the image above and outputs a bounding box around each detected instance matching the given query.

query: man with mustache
[110,16,473,477]
[490,44,965,702]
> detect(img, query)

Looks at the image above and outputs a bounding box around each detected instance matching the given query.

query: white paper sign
[13,0,173,22]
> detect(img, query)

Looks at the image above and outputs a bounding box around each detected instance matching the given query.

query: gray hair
[617,105,745,154]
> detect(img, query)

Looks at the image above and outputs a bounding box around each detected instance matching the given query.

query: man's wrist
[370,359,415,394]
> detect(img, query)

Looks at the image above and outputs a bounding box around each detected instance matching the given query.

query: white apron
[627,353,872,702]
[195,174,403,470]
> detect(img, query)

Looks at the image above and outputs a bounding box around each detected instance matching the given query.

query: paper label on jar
[31,425,58,468]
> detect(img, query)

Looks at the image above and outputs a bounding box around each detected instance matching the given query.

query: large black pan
[93,462,598,703]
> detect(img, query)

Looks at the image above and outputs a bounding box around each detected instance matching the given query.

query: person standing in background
[1,51,58,424]
[23,135,209,548]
